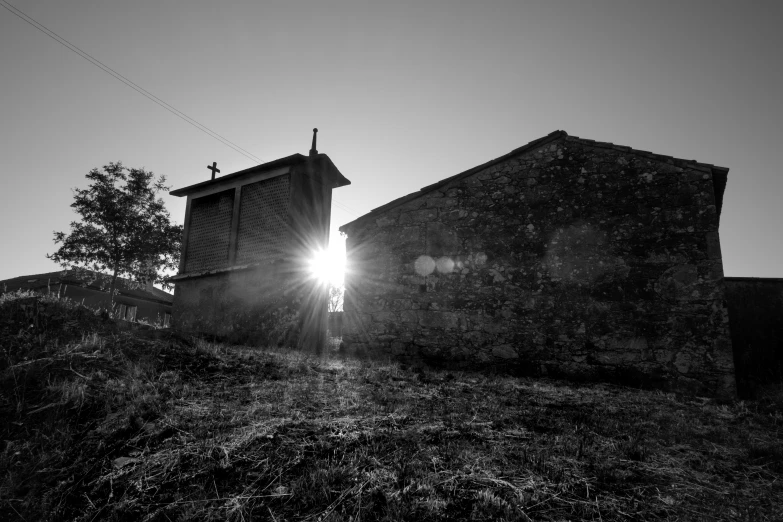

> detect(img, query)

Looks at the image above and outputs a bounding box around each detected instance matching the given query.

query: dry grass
[1,291,782,521]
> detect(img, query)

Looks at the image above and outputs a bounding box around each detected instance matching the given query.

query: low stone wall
[341,135,736,397]
[725,277,783,398]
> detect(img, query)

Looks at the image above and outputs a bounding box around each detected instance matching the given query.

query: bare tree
[328,284,344,313]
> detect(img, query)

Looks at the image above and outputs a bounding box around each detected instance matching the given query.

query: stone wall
[173,262,327,349]
[341,135,736,397]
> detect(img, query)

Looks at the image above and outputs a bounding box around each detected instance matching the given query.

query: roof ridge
[340,130,567,230]
[565,134,727,170]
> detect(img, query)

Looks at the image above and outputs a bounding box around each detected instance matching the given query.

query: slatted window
[236,175,291,264]
[185,190,235,272]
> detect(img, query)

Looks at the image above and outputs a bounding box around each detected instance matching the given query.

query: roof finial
[310,128,318,156]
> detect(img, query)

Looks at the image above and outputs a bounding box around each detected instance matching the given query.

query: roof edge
[565,135,729,172]
[170,154,307,197]
[725,276,783,283]
[339,130,731,233]
[339,130,567,231]
[0,269,174,303]
[711,167,728,223]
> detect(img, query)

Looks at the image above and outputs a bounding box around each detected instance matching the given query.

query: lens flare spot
[436,257,455,274]
[414,255,435,276]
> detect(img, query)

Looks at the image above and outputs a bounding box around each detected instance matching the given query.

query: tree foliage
[48,162,182,301]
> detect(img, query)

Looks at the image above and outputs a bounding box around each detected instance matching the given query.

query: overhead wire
[1,0,363,218]
[0,0,264,164]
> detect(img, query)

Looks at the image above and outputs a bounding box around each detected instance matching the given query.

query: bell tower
[169,131,350,350]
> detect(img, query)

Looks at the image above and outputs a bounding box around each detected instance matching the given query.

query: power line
[332,200,362,216]
[0,0,264,164]
[1,0,363,218]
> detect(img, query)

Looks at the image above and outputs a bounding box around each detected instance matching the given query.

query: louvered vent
[236,175,291,264]
[185,190,234,272]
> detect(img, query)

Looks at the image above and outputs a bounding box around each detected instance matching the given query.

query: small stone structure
[170,136,350,349]
[340,130,736,397]
[724,277,783,398]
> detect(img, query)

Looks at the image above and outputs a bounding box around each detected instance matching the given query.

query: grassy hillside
[1,291,781,521]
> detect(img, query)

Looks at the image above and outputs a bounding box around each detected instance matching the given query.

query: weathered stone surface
[426,222,460,256]
[340,133,735,397]
[173,263,319,348]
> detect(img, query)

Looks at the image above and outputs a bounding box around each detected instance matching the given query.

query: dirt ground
[1,292,782,521]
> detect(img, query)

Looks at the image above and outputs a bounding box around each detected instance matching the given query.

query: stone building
[170,134,350,349]
[724,277,783,398]
[339,130,735,397]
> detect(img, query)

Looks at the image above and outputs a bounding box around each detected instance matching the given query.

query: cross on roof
[207,161,220,180]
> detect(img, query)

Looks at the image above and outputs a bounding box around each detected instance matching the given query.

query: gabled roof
[0,270,174,304]
[170,153,350,198]
[339,130,729,231]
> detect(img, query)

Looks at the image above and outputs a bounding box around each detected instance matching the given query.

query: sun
[309,247,345,287]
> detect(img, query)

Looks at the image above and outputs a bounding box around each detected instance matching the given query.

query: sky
[1,0,782,286]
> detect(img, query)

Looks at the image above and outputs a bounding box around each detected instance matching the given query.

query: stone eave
[170,153,350,198]
[308,154,352,189]
[170,154,306,197]
[710,166,728,223]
